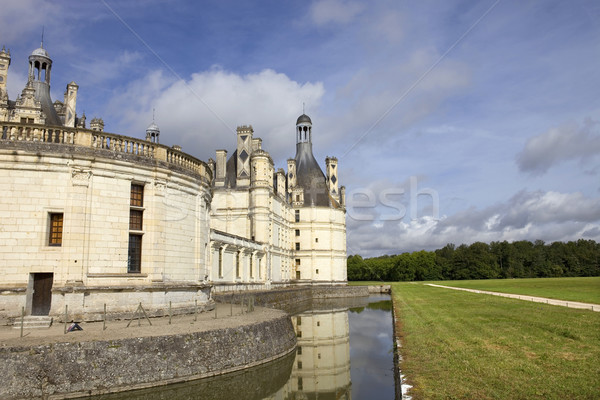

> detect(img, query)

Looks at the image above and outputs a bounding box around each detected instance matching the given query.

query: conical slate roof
[295,142,329,207]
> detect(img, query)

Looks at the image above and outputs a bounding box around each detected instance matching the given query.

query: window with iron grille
[49,213,63,246]
[218,247,224,278]
[128,234,142,273]
[128,183,144,273]
[130,184,144,207]
[129,210,143,230]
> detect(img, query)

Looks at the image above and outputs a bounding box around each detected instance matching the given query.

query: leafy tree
[348,239,600,281]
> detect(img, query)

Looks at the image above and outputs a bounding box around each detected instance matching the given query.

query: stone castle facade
[0,44,346,321]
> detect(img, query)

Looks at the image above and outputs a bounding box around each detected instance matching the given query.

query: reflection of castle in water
[268,307,352,400]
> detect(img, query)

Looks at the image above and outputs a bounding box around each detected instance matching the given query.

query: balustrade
[0,123,75,144]
[167,148,207,177]
[1,122,211,181]
[91,132,155,158]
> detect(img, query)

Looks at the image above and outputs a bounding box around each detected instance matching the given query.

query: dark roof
[295,142,329,207]
[30,46,50,58]
[224,149,238,188]
[296,114,312,125]
[32,81,62,126]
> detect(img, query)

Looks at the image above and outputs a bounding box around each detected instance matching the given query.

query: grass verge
[430,276,600,304]
[393,282,600,399]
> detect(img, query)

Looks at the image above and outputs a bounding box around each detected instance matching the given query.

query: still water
[95,295,395,400]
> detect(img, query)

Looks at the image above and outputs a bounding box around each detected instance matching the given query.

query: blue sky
[2,0,599,256]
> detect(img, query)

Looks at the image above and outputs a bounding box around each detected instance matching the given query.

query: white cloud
[347,189,600,256]
[310,0,364,25]
[69,51,144,86]
[517,118,600,174]
[105,68,324,161]
[0,1,62,44]
[326,47,471,160]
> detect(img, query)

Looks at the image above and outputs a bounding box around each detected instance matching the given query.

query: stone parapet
[0,122,212,183]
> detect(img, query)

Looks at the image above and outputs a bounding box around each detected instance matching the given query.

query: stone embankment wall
[368,284,392,294]
[0,313,296,399]
[213,285,370,311]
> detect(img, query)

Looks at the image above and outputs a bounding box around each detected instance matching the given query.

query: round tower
[27,43,62,126]
[293,113,329,207]
[249,149,273,243]
[0,46,10,98]
[146,121,160,143]
[296,113,312,143]
[28,44,51,84]
[250,149,272,188]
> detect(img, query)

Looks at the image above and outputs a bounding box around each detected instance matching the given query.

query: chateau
[0,44,346,321]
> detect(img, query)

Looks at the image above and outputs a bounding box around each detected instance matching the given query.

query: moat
[92,295,395,400]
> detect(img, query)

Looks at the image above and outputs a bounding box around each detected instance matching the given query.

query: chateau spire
[146,110,160,143]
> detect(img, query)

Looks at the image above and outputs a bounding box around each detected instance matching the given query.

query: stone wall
[0,313,296,399]
[368,284,392,294]
[0,141,213,320]
[213,285,370,313]
[92,349,296,400]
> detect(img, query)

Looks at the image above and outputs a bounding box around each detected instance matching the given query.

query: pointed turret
[293,114,330,207]
[28,43,62,126]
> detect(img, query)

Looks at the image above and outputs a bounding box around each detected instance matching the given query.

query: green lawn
[393,282,600,399]
[430,276,600,304]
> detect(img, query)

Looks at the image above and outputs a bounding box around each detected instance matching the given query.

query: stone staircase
[12,316,53,329]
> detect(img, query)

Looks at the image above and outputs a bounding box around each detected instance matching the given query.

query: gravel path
[1,303,286,347]
[425,284,600,312]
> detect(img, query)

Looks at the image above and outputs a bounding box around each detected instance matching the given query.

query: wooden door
[32,273,53,315]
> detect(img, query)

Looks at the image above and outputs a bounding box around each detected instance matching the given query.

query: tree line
[347,239,600,281]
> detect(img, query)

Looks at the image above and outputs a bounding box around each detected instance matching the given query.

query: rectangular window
[297,361,303,370]
[316,269,319,274]
[218,247,223,278]
[295,209,300,222]
[128,183,144,273]
[250,256,253,278]
[129,210,143,230]
[297,316,302,325]
[295,229,300,236]
[298,377,303,391]
[127,234,142,273]
[296,270,301,279]
[48,213,63,246]
[236,251,241,278]
[295,242,300,251]
[315,238,318,243]
[296,259,300,267]
[297,346,302,355]
[130,184,144,207]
